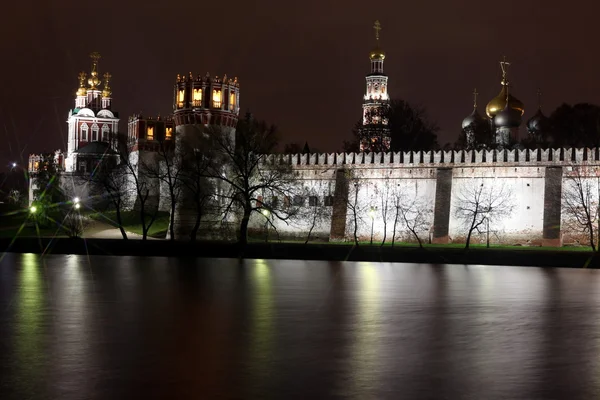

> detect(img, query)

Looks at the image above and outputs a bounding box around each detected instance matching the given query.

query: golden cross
[78,71,87,83]
[537,87,542,109]
[472,88,478,108]
[500,56,510,84]
[374,20,381,41]
[103,72,112,82]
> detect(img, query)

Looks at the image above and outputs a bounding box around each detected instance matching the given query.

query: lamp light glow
[30,206,37,213]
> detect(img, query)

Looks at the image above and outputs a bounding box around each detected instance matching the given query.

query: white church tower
[65,52,120,173]
[360,20,391,152]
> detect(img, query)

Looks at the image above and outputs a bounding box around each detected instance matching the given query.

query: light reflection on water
[2,254,600,399]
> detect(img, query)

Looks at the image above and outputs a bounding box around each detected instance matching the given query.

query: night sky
[1,0,599,170]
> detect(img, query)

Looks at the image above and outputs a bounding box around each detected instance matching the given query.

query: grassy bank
[89,210,170,238]
[1,238,599,269]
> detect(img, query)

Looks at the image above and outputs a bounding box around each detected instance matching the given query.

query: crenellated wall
[254,148,600,246]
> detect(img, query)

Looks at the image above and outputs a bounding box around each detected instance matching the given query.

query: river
[1,253,600,399]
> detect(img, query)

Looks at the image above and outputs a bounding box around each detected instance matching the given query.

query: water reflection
[2,254,600,399]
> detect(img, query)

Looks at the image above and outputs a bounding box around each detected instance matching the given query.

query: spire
[88,52,101,90]
[472,88,478,110]
[537,87,542,110]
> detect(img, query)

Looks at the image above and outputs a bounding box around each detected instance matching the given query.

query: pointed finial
[500,56,511,86]
[88,52,101,89]
[537,87,542,110]
[102,72,112,97]
[472,88,478,109]
[374,20,382,41]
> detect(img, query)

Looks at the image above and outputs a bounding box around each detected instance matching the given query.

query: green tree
[32,153,64,226]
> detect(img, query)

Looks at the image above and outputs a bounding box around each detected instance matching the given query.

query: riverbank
[1,237,599,268]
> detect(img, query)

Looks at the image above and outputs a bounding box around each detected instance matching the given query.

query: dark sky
[1,0,599,169]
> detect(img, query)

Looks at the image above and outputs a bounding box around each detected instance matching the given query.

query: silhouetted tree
[549,103,600,148]
[347,100,439,152]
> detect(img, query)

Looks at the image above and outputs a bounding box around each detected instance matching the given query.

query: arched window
[147,126,154,140]
[193,88,202,107]
[212,90,222,108]
[102,124,109,141]
[165,127,172,139]
[229,92,236,111]
[177,89,185,108]
[81,124,89,141]
[91,124,99,141]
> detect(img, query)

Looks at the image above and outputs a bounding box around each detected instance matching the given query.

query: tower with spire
[65,52,120,173]
[359,20,391,152]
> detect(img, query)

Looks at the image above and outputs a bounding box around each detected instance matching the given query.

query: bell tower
[360,20,391,152]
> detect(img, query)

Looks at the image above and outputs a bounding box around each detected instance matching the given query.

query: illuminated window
[212,89,222,108]
[178,89,185,108]
[193,88,202,107]
[147,126,154,140]
[81,125,88,141]
[229,92,236,111]
[166,127,172,139]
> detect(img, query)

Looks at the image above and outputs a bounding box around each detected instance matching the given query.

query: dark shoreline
[1,237,600,268]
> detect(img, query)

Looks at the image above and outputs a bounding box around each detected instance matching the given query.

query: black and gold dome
[486,85,525,119]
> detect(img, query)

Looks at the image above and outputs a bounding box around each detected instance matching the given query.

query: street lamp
[30,205,37,213]
[11,162,17,168]
[261,209,271,242]
[369,207,375,245]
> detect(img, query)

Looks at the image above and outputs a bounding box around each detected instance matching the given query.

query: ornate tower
[171,72,241,238]
[65,52,119,173]
[360,20,391,152]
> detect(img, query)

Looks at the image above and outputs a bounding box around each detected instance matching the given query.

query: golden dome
[369,47,386,60]
[485,85,524,118]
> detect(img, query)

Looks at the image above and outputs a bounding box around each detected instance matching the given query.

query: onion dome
[369,46,386,60]
[527,108,549,132]
[494,102,522,127]
[486,85,525,118]
[87,52,102,90]
[462,108,487,130]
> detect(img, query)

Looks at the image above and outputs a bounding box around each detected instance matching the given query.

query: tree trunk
[381,220,387,247]
[305,216,316,245]
[115,207,128,240]
[239,207,251,247]
[190,201,202,242]
[391,207,399,247]
[353,209,359,246]
[169,197,176,241]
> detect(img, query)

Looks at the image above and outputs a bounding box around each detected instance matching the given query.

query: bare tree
[454,180,515,249]
[562,166,600,251]
[345,171,367,246]
[204,114,300,247]
[116,134,159,240]
[398,194,433,248]
[302,180,333,244]
[376,177,395,246]
[177,133,218,241]
[142,137,181,241]
[84,148,130,239]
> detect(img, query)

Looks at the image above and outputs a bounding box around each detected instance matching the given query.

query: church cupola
[102,72,112,109]
[75,72,88,108]
[369,20,385,74]
[86,52,103,109]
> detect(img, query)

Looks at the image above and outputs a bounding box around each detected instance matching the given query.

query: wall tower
[171,72,241,238]
[360,20,391,152]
